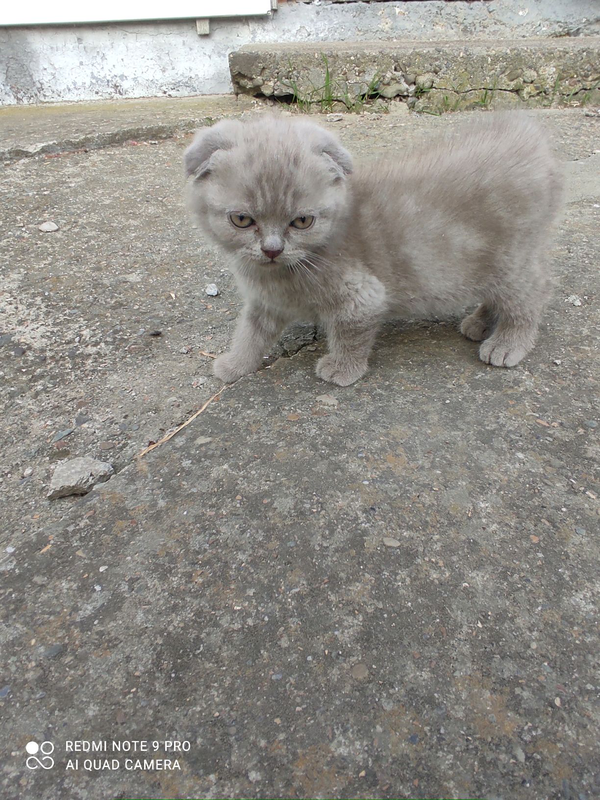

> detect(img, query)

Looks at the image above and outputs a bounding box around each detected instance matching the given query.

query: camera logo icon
[25,741,55,770]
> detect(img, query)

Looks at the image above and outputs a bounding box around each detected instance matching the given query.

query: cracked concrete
[1,101,599,800]
[230,38,600,113]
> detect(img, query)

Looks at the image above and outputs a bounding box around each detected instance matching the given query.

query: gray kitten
[184,113,563,386]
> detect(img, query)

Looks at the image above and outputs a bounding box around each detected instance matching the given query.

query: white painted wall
[0,0,273,26]
[0,0,597,105]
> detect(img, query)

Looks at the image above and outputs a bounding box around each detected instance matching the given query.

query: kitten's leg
[213,302,288,383]
[316,273,386,386]
[460,303,497,342]
[478,274,549,368]
[316,320,381,386]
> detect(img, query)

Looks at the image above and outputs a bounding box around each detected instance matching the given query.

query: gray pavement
[1,100,599,800]
[0,95,255,163]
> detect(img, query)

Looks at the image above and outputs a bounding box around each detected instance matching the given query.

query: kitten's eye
[229,213,254,229]
[290,215,315,230]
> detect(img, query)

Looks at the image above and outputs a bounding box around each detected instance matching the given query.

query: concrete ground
[1,99,599,800]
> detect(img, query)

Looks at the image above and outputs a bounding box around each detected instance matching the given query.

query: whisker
[288,258,320,288]
[301,251,336,269]
[298,261,323,289]
[300,257,324,273]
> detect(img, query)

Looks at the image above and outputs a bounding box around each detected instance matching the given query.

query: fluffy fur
[184,112,563,386]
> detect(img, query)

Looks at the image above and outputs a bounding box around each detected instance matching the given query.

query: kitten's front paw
[316,354,368,386]
[213,352,259,383]
[479,337,528,368]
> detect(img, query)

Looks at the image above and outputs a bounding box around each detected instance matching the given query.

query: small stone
[271,673,283,681]
[315,394,339,408]
[554,697,561,707]
[5,546,15,554]
[351,663,369,680]
[584,420,597,429]
[205,283,219,297]
[48,456,114,499]
[52,428,74,443]
[0,686,10,698]
[514,745,526,763]
[278,322,319,356]
[522,69,537,83]
[195,436,213,445]
[380,82,410,99]
[388,100,409,116]
[383,537,401,548]
[41,644,64,659]
[23,467,33,478]
[75,413,91,426]
[99,565,108,572]
[38,221,59,232]
[415,73,435,90]
[566,295,582,306]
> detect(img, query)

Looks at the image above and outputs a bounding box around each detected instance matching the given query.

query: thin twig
[199,350,217,359]
[136,383,231,458]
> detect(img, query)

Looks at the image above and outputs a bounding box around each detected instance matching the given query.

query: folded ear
[183,119,241,179]
[297,121,353,179]
[318,134,353,178]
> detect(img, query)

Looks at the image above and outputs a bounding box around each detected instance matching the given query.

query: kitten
[184,112,563,386]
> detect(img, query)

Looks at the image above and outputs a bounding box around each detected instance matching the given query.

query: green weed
[277,55,383,114]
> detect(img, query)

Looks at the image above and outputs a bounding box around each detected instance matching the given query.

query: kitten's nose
[262,247,283,261]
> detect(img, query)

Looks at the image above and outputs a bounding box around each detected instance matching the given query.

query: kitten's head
[184,115,352,269]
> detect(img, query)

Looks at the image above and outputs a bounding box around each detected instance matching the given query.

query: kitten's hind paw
[213,352,259,383]
[316,354,368,386]
[461,312,492,342]
[460,304,496,342]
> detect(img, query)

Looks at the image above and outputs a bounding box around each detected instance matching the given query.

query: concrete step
[0,95,256,164]
[229,38,600,113]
